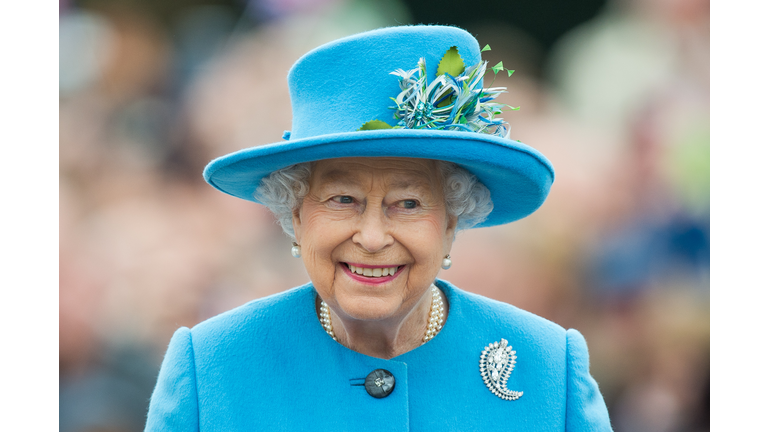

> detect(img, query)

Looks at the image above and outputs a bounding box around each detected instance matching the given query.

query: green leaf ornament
[481,44,491,52]
[358,120,393,130]
[436,46,465,77]
[491,61,504,75]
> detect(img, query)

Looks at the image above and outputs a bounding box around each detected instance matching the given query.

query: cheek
[298,207,352,279]
[397,214,450,264]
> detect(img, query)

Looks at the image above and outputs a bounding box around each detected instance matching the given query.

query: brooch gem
[479,338,523,401]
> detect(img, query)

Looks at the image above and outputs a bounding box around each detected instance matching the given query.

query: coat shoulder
[187,283,315,353]
[438,280,568,353]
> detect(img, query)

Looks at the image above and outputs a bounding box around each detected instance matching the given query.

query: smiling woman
[145,25,613,431]
[291,158,455,358]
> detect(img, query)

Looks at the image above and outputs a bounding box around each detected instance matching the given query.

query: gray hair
[255,160,493,239]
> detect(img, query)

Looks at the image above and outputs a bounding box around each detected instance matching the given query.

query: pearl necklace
[319,284,446,344]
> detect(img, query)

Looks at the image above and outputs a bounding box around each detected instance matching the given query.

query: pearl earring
[441,255,452,270]
[291,242,301,258]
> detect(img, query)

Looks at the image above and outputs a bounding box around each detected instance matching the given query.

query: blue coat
[145,280,613,431]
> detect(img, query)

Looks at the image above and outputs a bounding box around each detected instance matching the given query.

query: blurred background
[59,0,709,430]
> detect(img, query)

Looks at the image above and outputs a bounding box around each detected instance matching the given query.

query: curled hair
[436,161,494,231]
[255,160,493,239]
[255,162,313,237]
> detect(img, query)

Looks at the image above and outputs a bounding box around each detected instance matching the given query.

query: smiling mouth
[343,263,403,278]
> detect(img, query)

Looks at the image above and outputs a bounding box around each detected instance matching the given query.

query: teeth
[346,264,401,277]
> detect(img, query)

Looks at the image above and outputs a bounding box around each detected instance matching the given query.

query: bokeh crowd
[60,0,710,430]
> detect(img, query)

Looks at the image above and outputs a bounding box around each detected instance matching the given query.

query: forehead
[310,157,441,190]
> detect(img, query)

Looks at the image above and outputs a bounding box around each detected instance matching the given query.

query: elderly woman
[145,25,612,431]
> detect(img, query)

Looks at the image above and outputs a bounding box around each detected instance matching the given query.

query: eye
[400,199,418,209]
[332,195,354,204]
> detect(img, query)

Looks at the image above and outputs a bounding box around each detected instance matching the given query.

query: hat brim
[203,129,554,228]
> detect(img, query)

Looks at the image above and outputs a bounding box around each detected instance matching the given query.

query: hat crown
[286,25,482,140]
[203,25,554,228]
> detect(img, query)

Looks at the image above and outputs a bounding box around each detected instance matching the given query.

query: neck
[319,287,445,359]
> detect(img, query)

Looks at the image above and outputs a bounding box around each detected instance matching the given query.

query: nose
[352,204,394,253]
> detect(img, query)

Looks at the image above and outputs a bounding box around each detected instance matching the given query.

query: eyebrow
[389,177,430,191]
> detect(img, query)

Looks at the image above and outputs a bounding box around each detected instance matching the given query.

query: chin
[335,296,400,322]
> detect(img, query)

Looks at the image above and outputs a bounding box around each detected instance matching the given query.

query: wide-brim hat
[203,25,554,228]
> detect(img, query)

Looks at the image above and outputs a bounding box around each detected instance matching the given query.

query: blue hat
[203,25,554,228]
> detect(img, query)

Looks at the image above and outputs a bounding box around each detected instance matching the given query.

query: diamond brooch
[479,338,523,401]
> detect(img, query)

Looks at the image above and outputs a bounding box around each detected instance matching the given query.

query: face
[292,157,456,324]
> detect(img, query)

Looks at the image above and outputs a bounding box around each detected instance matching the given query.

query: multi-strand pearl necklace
[319,284,446,344]
[423,285,446,343]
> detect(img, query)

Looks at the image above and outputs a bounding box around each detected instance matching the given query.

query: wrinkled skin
[292,157,456,358]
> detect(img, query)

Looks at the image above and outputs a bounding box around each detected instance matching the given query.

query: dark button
[364,369,395,398]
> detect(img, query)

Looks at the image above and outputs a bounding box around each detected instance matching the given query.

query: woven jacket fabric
[145,280,613,431]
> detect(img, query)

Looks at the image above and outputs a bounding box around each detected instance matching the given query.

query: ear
[443,214,458,254]
[291,207,303,244]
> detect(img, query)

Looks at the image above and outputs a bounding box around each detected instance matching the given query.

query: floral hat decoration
[360,44,516,137]
[203,25,554,227]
